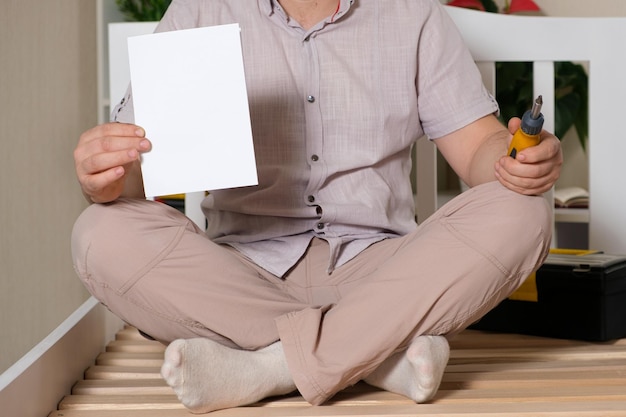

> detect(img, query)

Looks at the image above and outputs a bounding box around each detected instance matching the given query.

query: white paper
[127,23,258,197]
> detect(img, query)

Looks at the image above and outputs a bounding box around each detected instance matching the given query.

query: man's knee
[444,182,552,276]
[488,189,552,288]
[71,202,112,272]
[504,192,552,256]
[70,199,192,299]
[71,200,144,269]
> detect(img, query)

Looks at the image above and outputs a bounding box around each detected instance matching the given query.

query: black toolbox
[470,250,626,341]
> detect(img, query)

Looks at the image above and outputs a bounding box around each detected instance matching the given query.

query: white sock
[364,335,449,403]
[161,338,296,413]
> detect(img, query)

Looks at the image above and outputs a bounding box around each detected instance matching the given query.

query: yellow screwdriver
[508,95,544,158]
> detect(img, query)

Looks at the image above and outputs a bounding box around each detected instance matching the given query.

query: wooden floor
[47,326,626,417]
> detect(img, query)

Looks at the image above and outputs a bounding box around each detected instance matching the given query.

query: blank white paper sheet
[127,23,258,197]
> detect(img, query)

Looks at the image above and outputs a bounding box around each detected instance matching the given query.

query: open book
[554,186,589,208]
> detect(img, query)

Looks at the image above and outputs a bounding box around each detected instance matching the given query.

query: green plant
[447,0,589,150]
[115,0,172,22]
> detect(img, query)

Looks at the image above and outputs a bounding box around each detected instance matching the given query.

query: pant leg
[276,181,552,405]
[71,198,308,349]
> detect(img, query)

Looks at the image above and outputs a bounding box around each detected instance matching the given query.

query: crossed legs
[72,182,550,412]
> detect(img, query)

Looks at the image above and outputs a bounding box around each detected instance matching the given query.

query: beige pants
[71,181,551,405]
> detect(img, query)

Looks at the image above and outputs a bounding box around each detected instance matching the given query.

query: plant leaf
[555,93,580,140]
[115,0,172,21]
[555,62,588,150]
[480,0,500,13]
[496,61,532,123]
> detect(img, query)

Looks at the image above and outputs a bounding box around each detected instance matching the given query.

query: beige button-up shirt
[113,0,498,277]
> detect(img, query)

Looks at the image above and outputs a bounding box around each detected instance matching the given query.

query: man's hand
[495,117,563,195]
[74,122,151,203]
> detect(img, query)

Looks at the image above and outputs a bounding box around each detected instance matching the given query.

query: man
[72,0,562,413]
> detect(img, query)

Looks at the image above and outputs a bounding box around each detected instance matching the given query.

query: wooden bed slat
[72,379,172,396]
[84,366,162,380]
[48,401,626,417]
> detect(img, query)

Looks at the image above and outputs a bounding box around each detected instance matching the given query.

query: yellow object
[158,193,185,200]
[549,248,600,256]
[507,129,541,158]
[509,271,538,302]
[508,248,601,302]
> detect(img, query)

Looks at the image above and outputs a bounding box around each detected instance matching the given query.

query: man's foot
[161,338,296,413]
[364,335,449,403]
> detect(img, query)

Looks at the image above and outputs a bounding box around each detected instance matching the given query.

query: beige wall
[444,0,626,16]
[0,1,95,373]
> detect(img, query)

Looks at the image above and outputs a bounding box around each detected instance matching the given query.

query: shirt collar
[265,0,356,21]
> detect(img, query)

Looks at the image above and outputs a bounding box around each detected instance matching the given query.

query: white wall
[0,1,96,374]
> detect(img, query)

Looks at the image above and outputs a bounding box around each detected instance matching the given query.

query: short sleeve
[417,2,499,139]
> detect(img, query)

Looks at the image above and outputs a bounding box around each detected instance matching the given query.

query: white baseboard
[0,297,123,416]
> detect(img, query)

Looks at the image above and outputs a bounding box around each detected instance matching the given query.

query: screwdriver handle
[507,128,541,159]
[508,95,544,159]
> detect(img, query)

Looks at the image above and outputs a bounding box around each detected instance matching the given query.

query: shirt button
[307,95,315,103]
[316,222,325,230]
[307,195,315,203]
[311,154,319,162]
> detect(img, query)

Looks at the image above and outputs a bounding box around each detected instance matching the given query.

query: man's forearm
[465,129,509,187]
